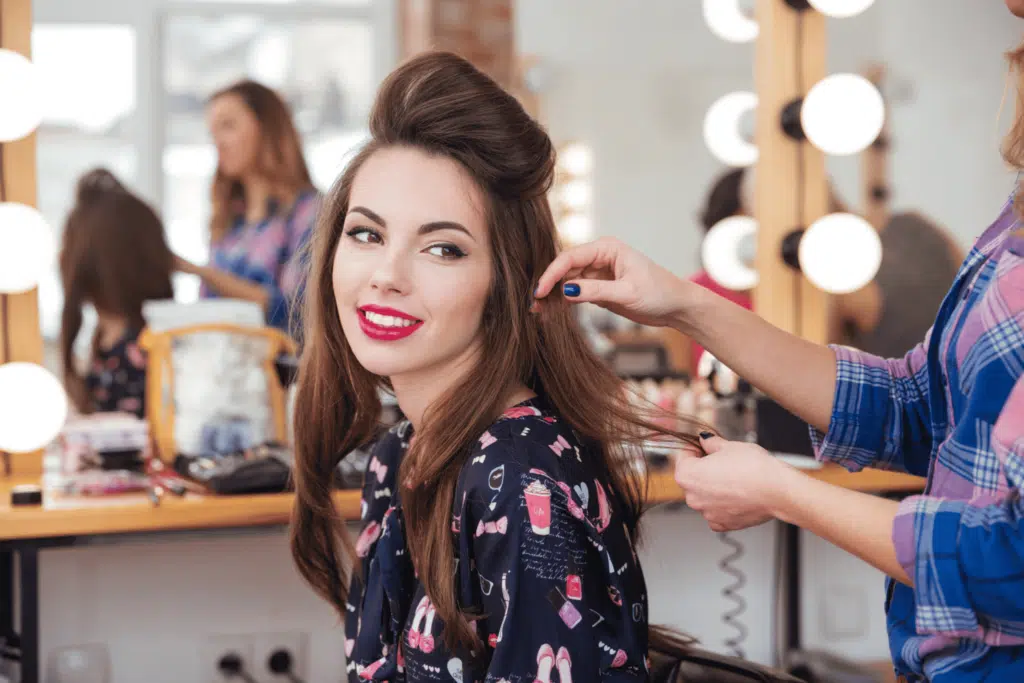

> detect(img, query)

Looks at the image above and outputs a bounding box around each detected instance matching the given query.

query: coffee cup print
[524,480,552,535]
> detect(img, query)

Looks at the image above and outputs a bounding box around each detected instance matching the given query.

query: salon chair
[650,645,803,683]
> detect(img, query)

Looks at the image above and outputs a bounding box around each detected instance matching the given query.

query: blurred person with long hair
[176,80,320,333]
[60,168,174,418]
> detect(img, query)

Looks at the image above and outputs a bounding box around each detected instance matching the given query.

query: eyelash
[344,227,466,260]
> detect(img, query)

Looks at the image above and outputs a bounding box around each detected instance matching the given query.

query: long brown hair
[1004,39,1024,216]
[207,80,314,242]
[290,51,703,655]
[59,169,174,412]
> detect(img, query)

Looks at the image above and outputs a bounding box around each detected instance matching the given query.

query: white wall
[29,1,1024,680]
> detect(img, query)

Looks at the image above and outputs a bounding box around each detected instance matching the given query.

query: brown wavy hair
[207,80,314,242]
[1004,39,1024,217]
[59,169,174,412]
[290,51,702,656]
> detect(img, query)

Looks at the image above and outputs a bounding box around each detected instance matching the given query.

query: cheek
[429,262,492,327]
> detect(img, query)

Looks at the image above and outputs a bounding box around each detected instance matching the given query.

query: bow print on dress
[475,517,509,536]
[368,456,388,484]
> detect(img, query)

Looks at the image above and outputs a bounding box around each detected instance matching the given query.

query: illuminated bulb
[808,0,875,18]
[0,49,43,142]
[0,203,56,293]
[0,362,68,453]
[704,92,758,167]
[561,180,592,211]
[702,0,759,43]
[702,215,759,291]
[560,143,593,176]
[559,213,593,245]
[799,213,882,294]
[801,74,885,156]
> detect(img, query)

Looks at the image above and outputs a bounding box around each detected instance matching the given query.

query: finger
[698,431,727,455]
[709,521,728,533]
[535,241,615,298]
[561,278,627,305]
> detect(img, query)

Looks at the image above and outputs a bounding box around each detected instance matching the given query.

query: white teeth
[364,311,417,328]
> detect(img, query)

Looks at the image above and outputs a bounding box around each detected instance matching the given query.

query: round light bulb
[560,143,593,176]
[801,74,885,156]
[799,213,882,294]
[702,0,759,43]
[0,49,43,142]
[558,213,594,245]
[561,180,592,211]
[704,92,759,167]
[0,203,56,294]
[808,0,875,18]
[702,215,759,291]
[0,362,69,453]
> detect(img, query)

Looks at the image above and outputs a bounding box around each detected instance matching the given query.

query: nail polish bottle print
[547,587,583,629]
[566,558,582,601]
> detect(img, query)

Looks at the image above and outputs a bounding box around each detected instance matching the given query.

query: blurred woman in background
[175,79,320,334]
[60,168,175,418]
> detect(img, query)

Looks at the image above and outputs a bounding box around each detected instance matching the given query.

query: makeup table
[0,465,925,683]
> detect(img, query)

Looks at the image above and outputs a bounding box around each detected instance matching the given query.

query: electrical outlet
[199,634,255,683]
[253,631,309,682]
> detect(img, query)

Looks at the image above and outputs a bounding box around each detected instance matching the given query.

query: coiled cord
[719,531,748,659]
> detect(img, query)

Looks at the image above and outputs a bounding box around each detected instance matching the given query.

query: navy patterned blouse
[84,327,147,418]
[346,397,651,682]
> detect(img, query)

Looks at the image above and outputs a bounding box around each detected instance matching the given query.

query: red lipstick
[358,304,423,342]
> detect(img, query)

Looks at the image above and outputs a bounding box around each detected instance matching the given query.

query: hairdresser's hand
[533,237,695,327]
[674,434,796,532]
[173,254,199,275]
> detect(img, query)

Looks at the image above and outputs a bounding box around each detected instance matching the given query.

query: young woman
[290,52,700,682]
[60,168,175,418]
[535,6,1024,681]
[176,79,320,333]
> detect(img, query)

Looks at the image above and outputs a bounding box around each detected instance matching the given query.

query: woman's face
[1008,0,1024,18]
[333,146,494,385]
[207,93,262,179]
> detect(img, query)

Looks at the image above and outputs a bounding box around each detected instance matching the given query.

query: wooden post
[753,0,830,344]
[1,0,45,478]
[398,0,515,89]
[862,63,891,232]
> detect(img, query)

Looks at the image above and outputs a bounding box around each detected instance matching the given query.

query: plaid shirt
[809,196,1024,681]
[201,189,320,331]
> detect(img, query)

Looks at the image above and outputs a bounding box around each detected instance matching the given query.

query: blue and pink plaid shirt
[809,193,1024,681]
[201,189,321,331]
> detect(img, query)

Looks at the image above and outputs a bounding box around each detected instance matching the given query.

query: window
[32,24,137,339]
[162,14,375,302]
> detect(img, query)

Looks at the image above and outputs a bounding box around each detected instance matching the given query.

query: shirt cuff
[807,345,881,472]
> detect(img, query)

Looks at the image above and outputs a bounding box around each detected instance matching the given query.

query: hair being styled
[207,80,314,242]
[59,168,174,413]
[290,51,701,655]
[1003,40,1024,217]
[700,168,747,232]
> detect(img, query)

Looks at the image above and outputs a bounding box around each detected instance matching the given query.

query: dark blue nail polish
[563,283,580,297]
[699,431,714,440]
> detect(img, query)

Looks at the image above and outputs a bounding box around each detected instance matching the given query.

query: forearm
[771,468,910,585]
[669,284,837,432]
[192,264,270,310]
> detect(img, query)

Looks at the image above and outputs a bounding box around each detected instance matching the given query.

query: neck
[242,175,275,221]
[389,347,534,431]
[96,312,129,349]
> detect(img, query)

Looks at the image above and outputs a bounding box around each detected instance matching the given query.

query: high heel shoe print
[420,605,437,653]
[407,595,429,650]
[534,644,554,683]
[556,647,573,683]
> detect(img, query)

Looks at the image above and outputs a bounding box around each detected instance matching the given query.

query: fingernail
[699,431,714,440]
[533,286,539,298]
[563,283,580,297]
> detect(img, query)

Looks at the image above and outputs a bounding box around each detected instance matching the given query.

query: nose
[368,247,411,295]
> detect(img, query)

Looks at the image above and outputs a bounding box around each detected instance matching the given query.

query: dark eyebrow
[347,206,474,241]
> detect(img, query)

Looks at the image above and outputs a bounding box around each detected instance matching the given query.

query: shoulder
[457,405,600,518]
